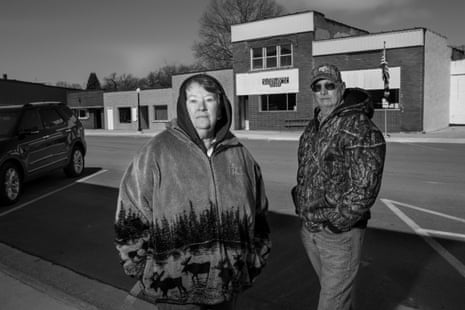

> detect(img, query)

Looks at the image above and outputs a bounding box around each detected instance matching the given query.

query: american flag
[380,41,390,98]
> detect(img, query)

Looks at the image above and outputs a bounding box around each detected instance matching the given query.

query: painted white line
[0,169,107,218]
[420,229,465,242]
[382,199,465,279]
[76,169,108,183]
[384,199,465,224]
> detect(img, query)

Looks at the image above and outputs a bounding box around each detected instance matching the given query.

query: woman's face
[185,82,220,139]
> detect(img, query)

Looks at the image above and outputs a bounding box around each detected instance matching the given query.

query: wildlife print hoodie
[115,74,271,306]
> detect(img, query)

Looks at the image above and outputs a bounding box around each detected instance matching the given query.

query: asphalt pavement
[1,125,464,310]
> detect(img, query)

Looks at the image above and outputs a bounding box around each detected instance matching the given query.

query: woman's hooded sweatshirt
[115,74,271,306]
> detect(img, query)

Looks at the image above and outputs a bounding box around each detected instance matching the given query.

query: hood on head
[176,74,232,152]
[314,87,374,122]
[334,87,374,119]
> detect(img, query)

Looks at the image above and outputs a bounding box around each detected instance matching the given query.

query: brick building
[67,90,104,129]
[230,10,464,132]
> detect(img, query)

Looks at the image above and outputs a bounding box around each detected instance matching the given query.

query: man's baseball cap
[310,64,342,86]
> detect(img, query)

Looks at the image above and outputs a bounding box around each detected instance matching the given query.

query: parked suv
[0,102,86,205]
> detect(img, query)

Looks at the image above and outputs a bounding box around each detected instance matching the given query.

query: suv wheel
[64,147,85,177]
[0,162,22,206]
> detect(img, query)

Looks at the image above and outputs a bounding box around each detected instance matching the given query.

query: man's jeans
[301,226,365,310]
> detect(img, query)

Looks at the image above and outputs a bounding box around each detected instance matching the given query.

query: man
[115,74,271,309]
[292,64,386,310]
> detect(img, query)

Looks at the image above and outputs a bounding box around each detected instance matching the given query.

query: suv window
[0,109,21,136]
[19,109,44,133]
[39,108,65,129]
[58,105,74,120]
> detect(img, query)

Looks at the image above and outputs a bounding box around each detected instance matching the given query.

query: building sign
[236,69,299,95]
[262,77,289,87]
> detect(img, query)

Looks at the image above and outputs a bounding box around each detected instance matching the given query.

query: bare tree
[193,0,285,69]
[117,73,139,91]
[103,73,119,91]
[102,73,138,91]
[142,63,206,89]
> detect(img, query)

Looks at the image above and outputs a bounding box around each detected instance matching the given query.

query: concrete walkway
[0,269,80,310]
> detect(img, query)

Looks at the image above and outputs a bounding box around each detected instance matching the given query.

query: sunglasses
[311,82,337,92]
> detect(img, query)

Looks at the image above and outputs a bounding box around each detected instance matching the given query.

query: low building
[450,59,465,125]
[67,90,104,129]
[103,88,172,131]
[0,75,81,106]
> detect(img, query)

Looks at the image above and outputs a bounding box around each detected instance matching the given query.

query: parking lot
[0,135,464,310]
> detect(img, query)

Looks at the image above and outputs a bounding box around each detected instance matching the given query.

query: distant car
[0,102,87,205]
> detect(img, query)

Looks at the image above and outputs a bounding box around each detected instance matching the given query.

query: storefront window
[260,93,296,111]
[154,105,168,121]
[119,107,131,123]
[75,108,89,120]
[368,89,400,109]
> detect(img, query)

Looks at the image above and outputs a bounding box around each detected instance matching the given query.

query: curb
[0,243,154,310]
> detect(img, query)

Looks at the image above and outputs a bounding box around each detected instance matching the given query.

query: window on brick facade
[341,67,401,109]
[118,107,131,123]
[154,105,168,121]
[260,93,296,111]
[368,89,400,109]
[251,44,293,70]
[73,108,89,120]
[265,46,277,68]
[252,47,264,70]
[280,44,292,67]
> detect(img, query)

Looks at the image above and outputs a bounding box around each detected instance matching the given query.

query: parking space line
[384,199,465,224]
[420,229,465,242]
[0,169,108,218]
[76,169,108,183]
[382,199,465,279]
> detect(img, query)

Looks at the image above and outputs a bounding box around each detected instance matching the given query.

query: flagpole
[381,41,390,137]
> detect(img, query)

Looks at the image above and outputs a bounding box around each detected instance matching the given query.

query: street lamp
[136,88,141,132]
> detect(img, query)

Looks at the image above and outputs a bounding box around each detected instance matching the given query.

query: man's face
[311,78,345,111]
[186,82,220,139]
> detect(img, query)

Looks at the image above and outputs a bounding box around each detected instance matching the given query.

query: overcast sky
[1,0,464,86]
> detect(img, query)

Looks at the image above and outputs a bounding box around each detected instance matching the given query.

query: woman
[115,74,271,309]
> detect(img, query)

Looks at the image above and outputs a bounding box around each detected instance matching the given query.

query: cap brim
[310,74,338,86]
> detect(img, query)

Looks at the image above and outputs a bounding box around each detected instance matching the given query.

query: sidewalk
[84,126,465,143]
[0,269,79,310]
[0,243,154,310]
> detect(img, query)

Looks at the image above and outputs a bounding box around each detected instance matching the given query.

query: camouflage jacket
[292,88,386,233]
